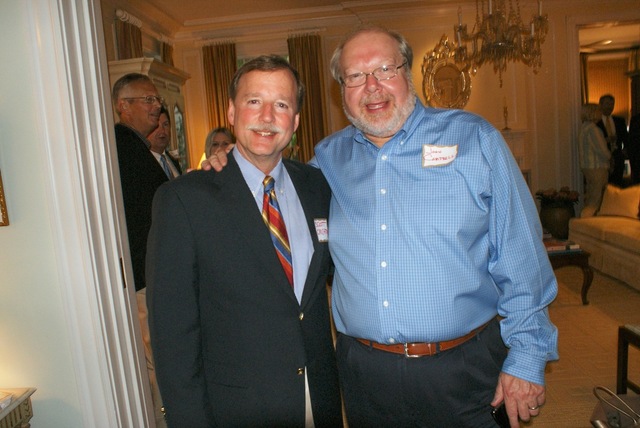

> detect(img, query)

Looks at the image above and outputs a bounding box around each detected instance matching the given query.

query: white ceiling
[579,21,640,53]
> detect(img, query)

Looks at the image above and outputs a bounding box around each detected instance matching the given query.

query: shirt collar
[232,149,285,197]
[120,122,151,149]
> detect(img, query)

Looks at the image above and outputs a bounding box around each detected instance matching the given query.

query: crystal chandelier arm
[451,0,548,87]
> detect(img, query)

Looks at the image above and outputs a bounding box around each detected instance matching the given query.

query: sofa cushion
[569,216,640,253]
[597,184,640,218]
[605,226,640,253]
[570,216,633,239]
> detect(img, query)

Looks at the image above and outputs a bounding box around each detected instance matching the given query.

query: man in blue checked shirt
[205,25,558,428]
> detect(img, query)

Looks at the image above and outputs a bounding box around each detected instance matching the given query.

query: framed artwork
[0,170,8,226]
[173,104,189,172]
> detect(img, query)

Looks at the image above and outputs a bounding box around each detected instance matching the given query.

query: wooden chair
[617,325,640,394]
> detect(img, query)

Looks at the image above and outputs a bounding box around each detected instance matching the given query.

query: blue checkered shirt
[311,100,558,385]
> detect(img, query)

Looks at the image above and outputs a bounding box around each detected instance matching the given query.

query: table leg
[617,327,630,394]
[580,264,594,305]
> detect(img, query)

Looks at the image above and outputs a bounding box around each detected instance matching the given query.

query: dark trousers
[336,318,507,428]
[609,149,626,187]
[628,150,640,185]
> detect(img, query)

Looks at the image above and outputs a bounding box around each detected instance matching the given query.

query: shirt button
[389,338,396,343]
[380,188,387,194]
[381,261,387,268]
[383,300,389,307]
[297,368,305,375]
[381,155,388,160]
[381,224,387,231]
[299,312,304,320]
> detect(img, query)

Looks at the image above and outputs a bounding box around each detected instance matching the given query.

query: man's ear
[118,98,129,114]
[227,99,235,126]
[293,113,300,133]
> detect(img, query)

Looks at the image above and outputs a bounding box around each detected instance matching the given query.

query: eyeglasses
[123,95,165,105]
[341,62,407,88]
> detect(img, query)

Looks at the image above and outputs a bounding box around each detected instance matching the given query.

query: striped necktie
[160,154,173,179]
[262,176,293,286]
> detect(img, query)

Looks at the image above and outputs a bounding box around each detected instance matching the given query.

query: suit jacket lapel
[218,156,300,301]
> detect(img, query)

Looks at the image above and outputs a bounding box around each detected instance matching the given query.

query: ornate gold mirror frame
[421,35,473,109]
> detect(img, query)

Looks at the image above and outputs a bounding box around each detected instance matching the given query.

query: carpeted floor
[533,266,640,427]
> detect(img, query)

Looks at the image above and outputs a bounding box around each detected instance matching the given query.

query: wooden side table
[548,250,594,305]
[0,388,36,428]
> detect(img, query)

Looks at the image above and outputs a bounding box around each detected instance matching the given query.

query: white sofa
[568,184,640,292]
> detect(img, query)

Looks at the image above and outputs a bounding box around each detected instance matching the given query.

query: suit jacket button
[297,368,305,375]
[299,312,304,320]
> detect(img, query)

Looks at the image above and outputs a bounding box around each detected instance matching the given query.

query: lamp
[454,0,548,86]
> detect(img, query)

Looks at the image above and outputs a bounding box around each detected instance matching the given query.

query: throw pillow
[597,184,640,218]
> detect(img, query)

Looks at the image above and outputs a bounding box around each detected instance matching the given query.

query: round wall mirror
[422,36,473,109]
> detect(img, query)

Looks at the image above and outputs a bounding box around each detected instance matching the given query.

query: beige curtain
[287,34,327,164]
[587,57,630,121]
[160,41,174,66]
[115,20,143,60]
[202,43,237,131]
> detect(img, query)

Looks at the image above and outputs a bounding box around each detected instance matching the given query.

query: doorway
[579,21,640,121]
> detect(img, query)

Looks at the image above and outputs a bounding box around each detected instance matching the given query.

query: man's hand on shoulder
[200,144,234,171]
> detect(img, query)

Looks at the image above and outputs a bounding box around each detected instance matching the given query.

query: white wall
[0,1,151,427]
[0,2,83,426]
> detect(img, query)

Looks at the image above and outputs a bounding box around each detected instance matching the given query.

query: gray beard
[343,81,417,140]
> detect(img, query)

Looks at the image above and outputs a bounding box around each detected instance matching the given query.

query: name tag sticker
[314,218,328,242]
[422,145,458,167]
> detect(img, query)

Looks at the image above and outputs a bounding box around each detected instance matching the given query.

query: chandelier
[453,0,549,86]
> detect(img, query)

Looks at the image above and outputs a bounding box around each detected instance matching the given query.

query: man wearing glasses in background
[112,72,168,428]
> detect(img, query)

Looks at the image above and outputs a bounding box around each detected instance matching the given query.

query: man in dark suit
[597,94,629,186]
[149,105,182,178]
[146,56,342,427]
[112,72,168,428]
[628,113,640,184]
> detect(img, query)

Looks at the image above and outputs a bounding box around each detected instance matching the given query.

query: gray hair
[112,73,153,102]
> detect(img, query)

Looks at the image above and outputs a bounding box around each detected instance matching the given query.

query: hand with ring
[492,372,546,427]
